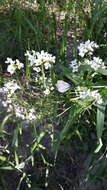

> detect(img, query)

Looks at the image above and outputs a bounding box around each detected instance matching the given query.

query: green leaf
[12,128,19,148]
[98,69,107,76]
[16,173,26,190]
[79,64,91,72]
[0,114,12,132]
[0,166,14,170]
[96,103,106,139]
[31,130,46,153]
[56,100,92,149]
[95,103,106,153]
[0,156,7,162]
[60,65,81,85]
[75,129,83,141]
[91,5,107,35]
[95,138,103,153]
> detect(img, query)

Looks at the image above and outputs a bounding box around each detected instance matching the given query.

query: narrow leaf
[95,103,106,153]
[98,69,107,76]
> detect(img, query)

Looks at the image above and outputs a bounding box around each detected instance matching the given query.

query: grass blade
[95,102,106,153]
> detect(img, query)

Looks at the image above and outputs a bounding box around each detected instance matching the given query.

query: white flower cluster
[84,57,105,71]
[78,40,99,57]
[3,80,20,96]
[69,41,105,72]
[2,80,20,110]
[13,105,36,121]
[33,75,54,96]
[5,58,24,75]
[43,78,54,95]
[77,87,102,104]
[56,80,70,93]
[1,80,36,121]
[1,80,19,110]
[70,59,78,72]
[25,50,55,71]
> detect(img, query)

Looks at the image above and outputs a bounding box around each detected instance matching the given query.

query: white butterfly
[56,80,70,93]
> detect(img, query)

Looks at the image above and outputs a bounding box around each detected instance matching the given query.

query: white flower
[2,98,12,107]
[50,86,54,91]
[90,57,105,71]
[77,87,102,104]
[36,50,55,64]
[25,50,37,66]
[78,40,99,57]
[7,64,16,75]
[25,50,32,57]
[56,80,70,93]
[84,57,105,71]
[35,50,55,69]
[5,57,15,65]
[14,106,36,121]
[44,88,50,95]
[27,108,36,120]
[35,59,42,66]
[6,58,24,74]
[4,80,20,95]
[44,62,51,70]
[16,59,24,69]
[79,91,87,99]
[15,105,25,120]
[5,58,16,75]
[70,59,78,72]
[25,50,55,69]
[33,67,41,72]
[96,93,103,104]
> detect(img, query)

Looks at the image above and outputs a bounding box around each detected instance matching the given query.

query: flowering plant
[1,42,107,161]
[56,40,107,152]
[0,50,56,123]
[0,49,58,187]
